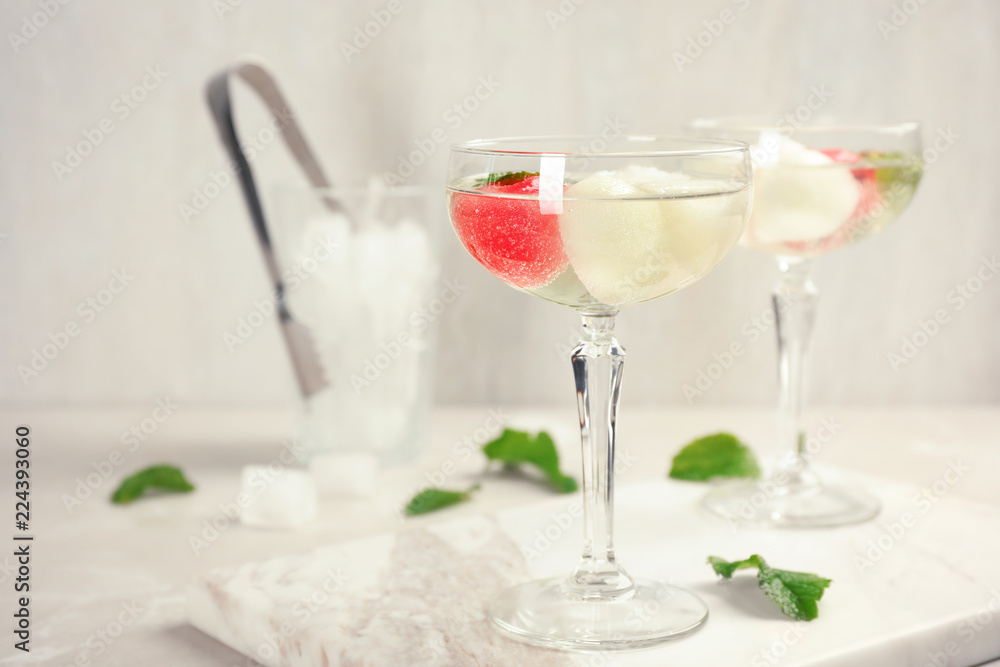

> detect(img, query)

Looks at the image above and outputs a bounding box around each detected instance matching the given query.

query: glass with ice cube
[271,183,439,466]
[688,120,923,527]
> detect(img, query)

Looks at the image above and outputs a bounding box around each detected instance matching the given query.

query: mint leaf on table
[708,554,832,621]
[708,554,761,578]
[668,433,760,481]
[473,171,538,187]
[483,429,577,493]
[405,486,479,516]
[111,465,195,504]
[758,563,832,622]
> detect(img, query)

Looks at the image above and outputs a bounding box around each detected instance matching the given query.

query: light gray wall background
[2,0,997,408]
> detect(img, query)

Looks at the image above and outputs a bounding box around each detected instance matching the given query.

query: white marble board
[188,472,1000,666]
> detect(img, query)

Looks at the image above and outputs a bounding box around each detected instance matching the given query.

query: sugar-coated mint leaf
[708,554,832,621]
[759,561,832,621]
[473,171,538,188]
[111,464,195,504]
[483,429,577,493]
[406,485,479,516]
[669,433,760,481]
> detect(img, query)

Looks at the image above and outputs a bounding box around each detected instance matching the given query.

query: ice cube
[301,213,352,282]
[393,217,438,285]
[286,213,353,326]
[239,466,318,529]
[309,452,379,499]
[354,223,394,291]
[289,205,438,463]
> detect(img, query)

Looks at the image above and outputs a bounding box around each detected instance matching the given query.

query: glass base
[703,478,880,528]
[489,577,708,651]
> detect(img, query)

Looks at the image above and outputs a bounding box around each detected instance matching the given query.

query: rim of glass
[451,135,750,158]
[688,117,920,134]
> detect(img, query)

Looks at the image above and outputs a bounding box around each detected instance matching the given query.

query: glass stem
[568,312,633,598]
[773,259,820,490]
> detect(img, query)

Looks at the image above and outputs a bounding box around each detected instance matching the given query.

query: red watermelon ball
[450,174,568,289]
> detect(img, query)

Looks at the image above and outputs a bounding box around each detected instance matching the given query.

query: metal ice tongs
[205,58,339,398]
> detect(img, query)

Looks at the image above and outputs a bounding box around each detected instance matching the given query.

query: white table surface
[2,405,999,666]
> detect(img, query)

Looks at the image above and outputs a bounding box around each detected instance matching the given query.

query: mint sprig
[668,433,760,481]
[484,429,577,493]
[708,554,832,621]
[707,554,760,578]
[473,171,538,188]
[406,485,479,516]
[403,428,576,516]
[111,464,195,504]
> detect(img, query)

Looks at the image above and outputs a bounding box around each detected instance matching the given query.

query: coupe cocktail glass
[689,120,923,528]
[447,136,752,649]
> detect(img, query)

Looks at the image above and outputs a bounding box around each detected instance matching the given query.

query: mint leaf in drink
[473,171,538,188]
[708,554,832,621]
[111,464,195,504]
[405,485,479,516]
[861,150,924,186]
[668,433,760,481]
[483,429,577,493]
